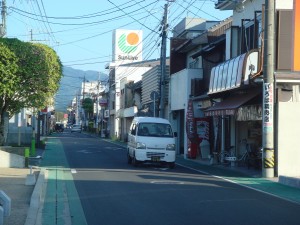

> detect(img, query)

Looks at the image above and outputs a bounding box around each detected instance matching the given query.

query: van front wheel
[132,155,140,167]
[169,162,175,169]
[127,153,132,164]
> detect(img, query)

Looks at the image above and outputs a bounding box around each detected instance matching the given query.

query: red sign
[99,99,108,107]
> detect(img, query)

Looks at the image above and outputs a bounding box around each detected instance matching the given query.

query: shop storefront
[204,89,262,168]
[202,48,262,168]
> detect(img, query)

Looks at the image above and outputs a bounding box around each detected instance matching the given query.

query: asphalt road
[58,131,300,225]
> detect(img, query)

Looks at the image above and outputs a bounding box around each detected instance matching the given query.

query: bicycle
[215,146,235,165]
[236,139,258,167]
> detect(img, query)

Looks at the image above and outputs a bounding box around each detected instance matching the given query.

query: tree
[0,38,63,145]
[0,43,19,145]
[82,98,94,120]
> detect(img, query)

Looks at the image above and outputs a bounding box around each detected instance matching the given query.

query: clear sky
[6,0,232,74]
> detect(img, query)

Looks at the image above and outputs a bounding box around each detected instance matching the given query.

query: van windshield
[137,123,173,137]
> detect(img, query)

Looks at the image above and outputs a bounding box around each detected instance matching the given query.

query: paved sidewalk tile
[0,168,37,225]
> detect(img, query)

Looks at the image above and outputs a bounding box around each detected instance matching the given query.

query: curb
[24,169,47,225]
[279,176,300,189]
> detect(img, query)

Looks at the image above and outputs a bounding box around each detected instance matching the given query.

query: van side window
[130,124,136,135]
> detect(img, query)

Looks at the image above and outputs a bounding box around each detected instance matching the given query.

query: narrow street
[39,132,300,225]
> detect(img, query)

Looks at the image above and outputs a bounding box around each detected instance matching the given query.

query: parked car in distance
[71,124,82,133]
[55,123,64,133]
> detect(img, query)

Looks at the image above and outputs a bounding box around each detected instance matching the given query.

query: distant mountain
[54,66,108,112]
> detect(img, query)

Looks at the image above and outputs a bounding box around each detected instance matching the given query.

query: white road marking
[150,180,184,185]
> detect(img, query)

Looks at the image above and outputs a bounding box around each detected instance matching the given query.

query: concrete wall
[6,127,33,146]
[170,68,201,111]
[277,102,300,177]
[0,148,25,168]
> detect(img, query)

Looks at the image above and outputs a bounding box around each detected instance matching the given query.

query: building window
[241,20,255,53]
[241,11,262,54]
[255,11,263,49]
[189,58,199,69]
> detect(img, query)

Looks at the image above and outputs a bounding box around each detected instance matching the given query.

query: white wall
[232,0,264,27]
[170,69,201,110]
[276,0,293,10]
[277,102,300,177]
[116,66,152,82]
[170,71,188,110]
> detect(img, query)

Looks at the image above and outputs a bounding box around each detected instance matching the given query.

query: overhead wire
[169,0,199,33]
[38,0,58,44]
[8,0,230,111]
[11,0,142,20]
[9,1,159,26]
[9,0,228,65]
[107,0,160,35]
[109,0,164,76]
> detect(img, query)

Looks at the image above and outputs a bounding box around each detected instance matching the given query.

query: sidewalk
[0,167,39,225]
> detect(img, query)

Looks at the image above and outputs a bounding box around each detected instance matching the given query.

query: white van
[127,117,177,168]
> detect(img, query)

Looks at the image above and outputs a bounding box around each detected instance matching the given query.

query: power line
[9,1,159,26]
[10,1,143,20]
[107,0,160,35]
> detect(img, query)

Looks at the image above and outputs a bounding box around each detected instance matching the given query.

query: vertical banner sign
[186,100,197,143]
[263,83,273,132]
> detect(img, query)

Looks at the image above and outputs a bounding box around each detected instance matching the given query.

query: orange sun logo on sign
[126,32,139,45]
[118,32,140,53]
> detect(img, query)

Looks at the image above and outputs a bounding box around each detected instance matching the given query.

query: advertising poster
[196,118,209,143]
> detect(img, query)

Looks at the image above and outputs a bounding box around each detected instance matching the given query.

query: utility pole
[83,75,86,100]
[76,93,79,124]
[159,3,168,118]
[262,0,275,178]
[96,73,100,133]
[0,0,7,37]
[82,75,87,128]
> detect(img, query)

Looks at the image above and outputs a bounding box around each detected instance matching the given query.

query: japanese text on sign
[263,83,273,127]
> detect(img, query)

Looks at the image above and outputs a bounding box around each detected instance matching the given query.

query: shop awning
[208,50,259,94]
[204,89,261,116]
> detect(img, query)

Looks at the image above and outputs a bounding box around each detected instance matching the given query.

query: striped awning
[204,89,261,116]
